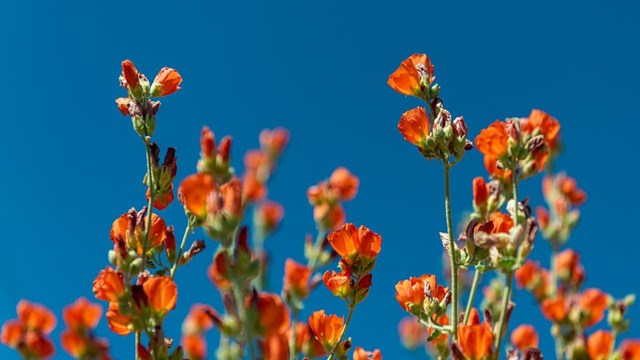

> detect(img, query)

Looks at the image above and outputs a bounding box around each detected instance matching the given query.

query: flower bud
[453,117,468,138]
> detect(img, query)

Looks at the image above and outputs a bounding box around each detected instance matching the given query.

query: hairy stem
[443,159,459,341]
[463,267,482,325]
[169,220,192,279]
[494,174,519,358]
[307,230,327,271]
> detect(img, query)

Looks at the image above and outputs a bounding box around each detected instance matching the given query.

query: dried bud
[526,134,546,152]
[505,119,520,140]
[453,117,468,137]
[522,347,543,360]
[180,240,206,265]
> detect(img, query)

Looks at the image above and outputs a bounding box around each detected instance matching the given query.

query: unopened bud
[219,136,232,162]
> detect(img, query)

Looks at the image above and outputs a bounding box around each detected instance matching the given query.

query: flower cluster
[60,298,111,359]
[389,54,472,164]
[2,55,639,360]
[1,301,56,359]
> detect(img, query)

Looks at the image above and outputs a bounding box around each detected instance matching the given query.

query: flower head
[308,310,344,351]
[150,67,182,97]
[142,275,178,315]
[387,53,435,97]
[510,324,539,351]
[327,223,382,264]
[283,259,312,299]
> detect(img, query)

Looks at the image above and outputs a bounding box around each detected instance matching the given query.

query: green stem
[289,308,299,360]
[419,318,452,333]
[141,138,156,269]
[326,304,356,360]
[494,173,519,358]
[494,272,513,357]
[463,267,482,325]
[223,246,256,359]
[549,249,558,297]
[307,230,327,271]
[443,159,459,341]
[169,220,192,279]
[135,332,141,359]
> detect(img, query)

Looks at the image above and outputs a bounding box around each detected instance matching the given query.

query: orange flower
[147,184,174,211]
[398,317,426,350]
[475,120,509,159]
[620,339,640,360]
[515,260,549,300]
[457,322,493,360]
[243,172,267,203]
[1,320,23,348]
[555,249,583,283]
[353,347,382,360]
[259,127,290,158]
[60,330,89,358]
[17,301,56,334]
[255,201,285,231]
[329,167,359,201]
[105,302,132,336]
[250,293,290,336]
[24,332,55,359]
[115,97,130,115]
[522,109,561,151]
[510,324,539,350]
[143,275,178,314]
[121,60,139,90]
[308,310,344,351]
[208,252,231,290]
[92,267,125,302]
[151,67,182,97]
[547,173,587,206]
[220,177,243,217]
[327,223,382,262]
[397,107,430,145]
[323,268,352,298]
[109,211,167,253]
[182,334,207,360]
[387,53,434,97]
[541,296,568,322]
[483,156,512,183]
[587,330,613,360]
[62,297,102,331]
[482,212,514,234]
[395,274,447,312]
[1,302,57,359]
[283,259,312,299]
[264,334,289,360]
[580,288,609,328]
[536,206,550,229]
[182,304,218,334]
[178,173,216,218]
[313,203,346,230]
[289,322,326,358]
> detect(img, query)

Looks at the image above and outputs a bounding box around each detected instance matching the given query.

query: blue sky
[1,1,639,359]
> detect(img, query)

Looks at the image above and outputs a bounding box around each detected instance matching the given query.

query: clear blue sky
[1,1,639,359]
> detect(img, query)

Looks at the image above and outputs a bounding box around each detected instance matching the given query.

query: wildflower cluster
[389,52,639,360]
[0,53,637,360]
